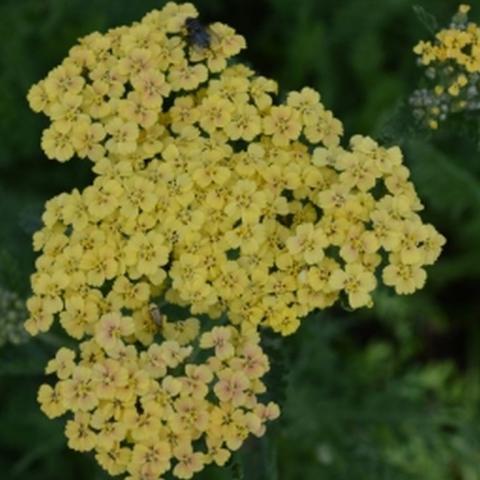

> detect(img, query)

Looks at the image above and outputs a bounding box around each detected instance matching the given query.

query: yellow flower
[121,176,157,217]
[173,443,205,479]
[72,120,106,161]
[62,366,99,411]
[31,270,69,312]
[383,220,427,265]
[80,246,118,286]
[267,302,300,336]
[169,96,199,133]
[105,118,139,155]
[213,262,249,300]
[206,435,231,466]
[198,95,234,132]
[337,150,378,192]
[44,64,85,99]
[83,82,112,118]
[250,76,278,111]
[163,317,200,346]
[124,231,170,280]
[168,61,208,91]
[94,312,135,354]
[421,224,447,265]
[339,226,379,263]
[92,418,127,451]
[37,384,67,419]
[231,342,269,378]
[25,296,55,335]
[304,108,343,146]
[83,178,124,219]
[131,69,171,107]
[141,343,167,378]
[263,105,301,146]
[27,82,50,113]
[50,92,85,133]
[92,359,129,399]
[161,341,193,369]
[118,47,154,78]
[46,347,76,379]
[286,223,328,264]
[329,263,377,308]
[127,404,163,442]
[117,92,158,129]
[224,103,262,141]
[110,276,150,310]
[200,326,234,359]
[224,180,266,222]
[214,369,250,405]
[59,295,99,339]
[287,87,321,125]
[192,160,231,189]
[317,183,351,211]
[301,258,338,292]
[181,364,213,398]
[66,412,97,451]
[95,444,131,475]
[383,254,427,294]
[41,123,75,162]
[129,440,171,476]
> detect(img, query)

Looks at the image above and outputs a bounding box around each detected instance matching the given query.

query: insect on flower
[148,303,166,330]
[184,17,211,49]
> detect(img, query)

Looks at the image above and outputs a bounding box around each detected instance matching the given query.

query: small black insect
[184,17,211,49]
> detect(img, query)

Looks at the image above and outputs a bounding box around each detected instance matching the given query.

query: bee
[184,17,211,49]
[148,303,166,330]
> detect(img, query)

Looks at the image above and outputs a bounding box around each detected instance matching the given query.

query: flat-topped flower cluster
[411,4,480,129]
[26,2,444,478]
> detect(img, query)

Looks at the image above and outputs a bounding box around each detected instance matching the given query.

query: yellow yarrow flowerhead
[26,2,443,478]
[411,4,480,128]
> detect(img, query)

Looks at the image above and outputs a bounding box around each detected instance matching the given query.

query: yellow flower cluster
[25,2,444,478]
[411,4,480,129]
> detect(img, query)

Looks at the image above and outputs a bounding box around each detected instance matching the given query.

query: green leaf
[406,139,480,220]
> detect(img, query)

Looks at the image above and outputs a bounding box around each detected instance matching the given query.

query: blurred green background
[1,0,480,479]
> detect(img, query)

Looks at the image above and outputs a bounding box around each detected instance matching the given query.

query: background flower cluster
[411,4,480,129]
